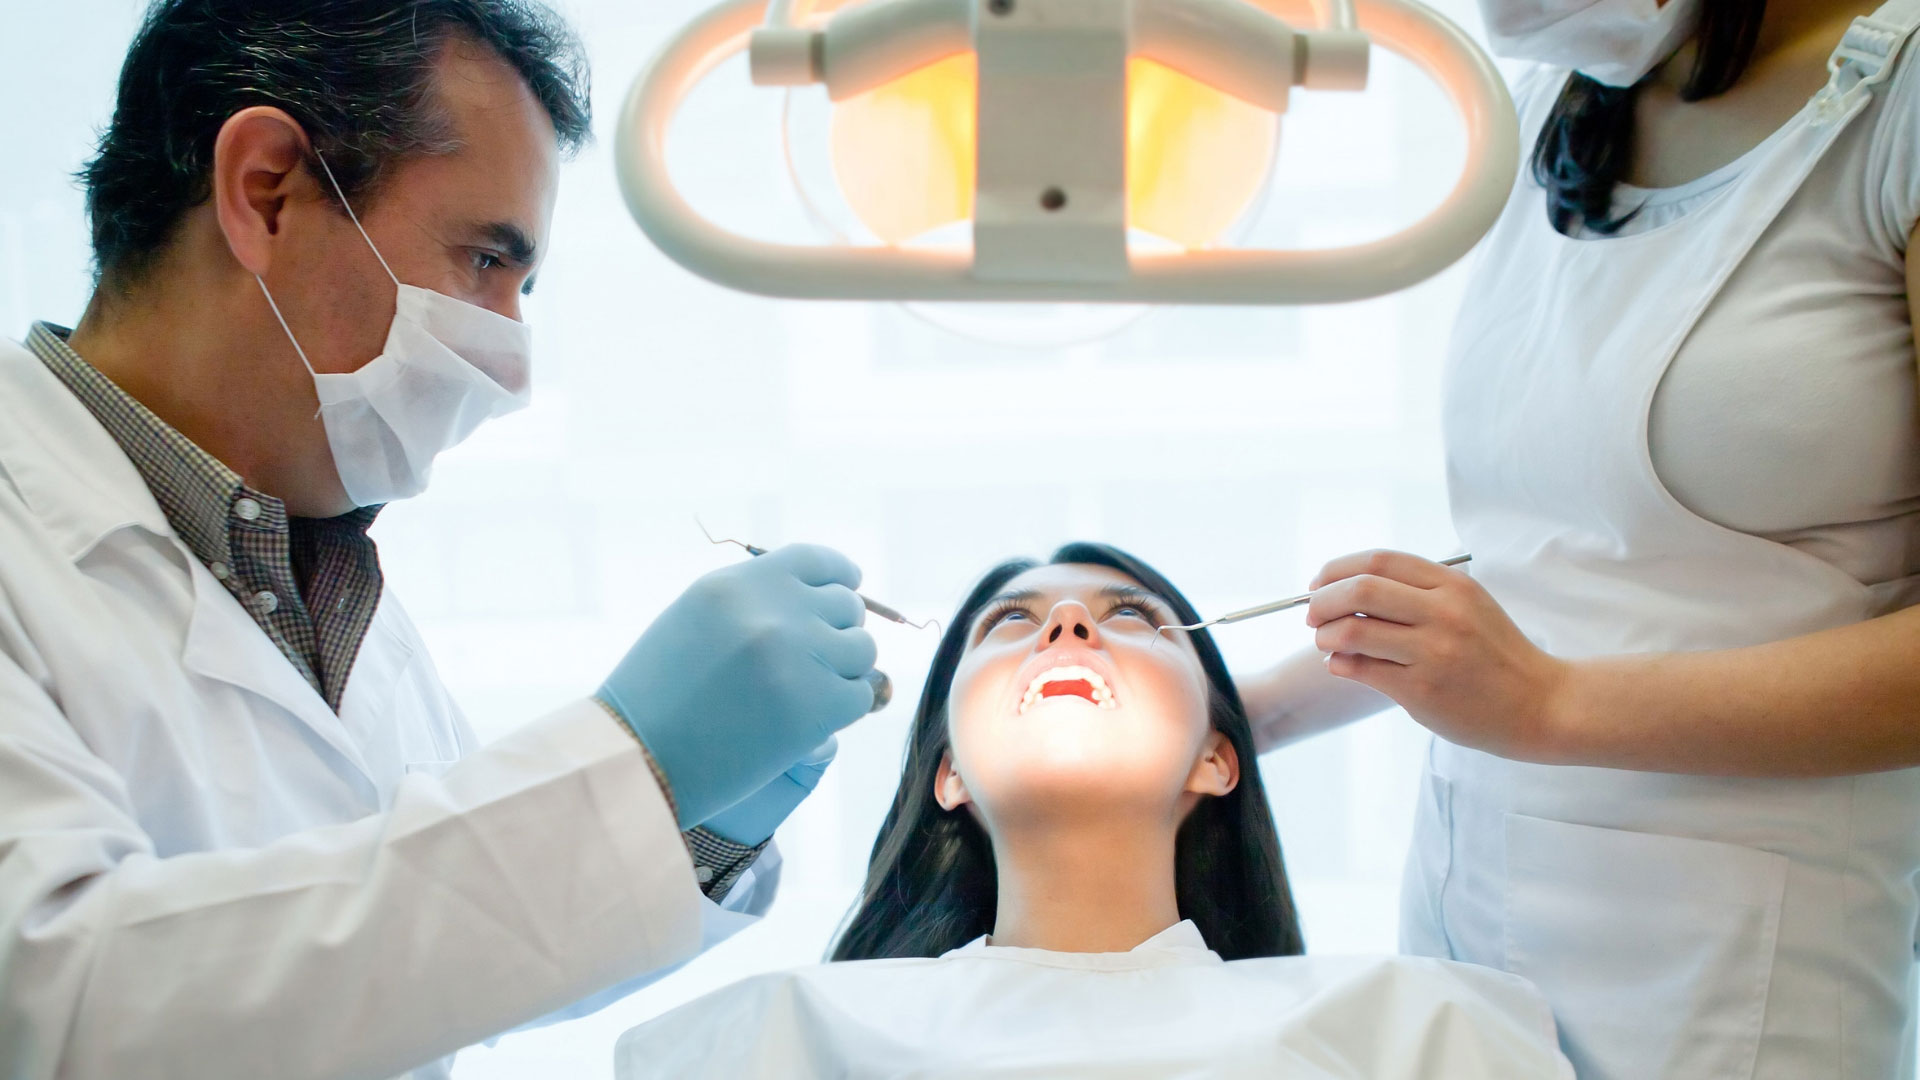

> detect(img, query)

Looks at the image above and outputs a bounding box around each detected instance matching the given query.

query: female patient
[618,544,1570,1079]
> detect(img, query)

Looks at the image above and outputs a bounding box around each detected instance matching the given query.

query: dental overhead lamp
[617,0,1519,305]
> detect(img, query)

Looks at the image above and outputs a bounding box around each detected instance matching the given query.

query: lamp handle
[616,0,1518,305]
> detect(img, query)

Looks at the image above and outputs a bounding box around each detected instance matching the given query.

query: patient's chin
[968,756,1194,829]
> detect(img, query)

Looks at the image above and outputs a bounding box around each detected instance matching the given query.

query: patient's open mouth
[1018,666,1116,714]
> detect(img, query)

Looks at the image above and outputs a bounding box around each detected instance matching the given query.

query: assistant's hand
[1306,550,1574,762]
[599,545,878,828]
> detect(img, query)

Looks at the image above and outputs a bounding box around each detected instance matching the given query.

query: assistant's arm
[1306,544,1920,778]
[0,630,703,1080]
[1535,606,1920,776]
[1239,644,1400,754]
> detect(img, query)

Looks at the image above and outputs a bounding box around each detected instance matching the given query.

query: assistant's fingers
[1313,615,1421,665]
[1304,574,1432,629]
[1310,549,1458,592]
[1324,650,1410,698]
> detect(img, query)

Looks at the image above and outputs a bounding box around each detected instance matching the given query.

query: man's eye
[472,251,505,272]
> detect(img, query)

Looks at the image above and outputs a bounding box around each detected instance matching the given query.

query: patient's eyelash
[977,598,1035,635]
[1104,589,1170,627]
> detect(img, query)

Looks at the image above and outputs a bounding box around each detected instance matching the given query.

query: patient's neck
[986,815,1181,953]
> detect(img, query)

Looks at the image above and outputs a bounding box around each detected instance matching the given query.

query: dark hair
[831,542,1304,963]
[82,0,593,285]
[1533,3,1767,234]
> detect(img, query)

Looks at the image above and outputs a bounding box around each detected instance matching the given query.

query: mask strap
[257,276,316,375]
[312,150,403,289]
[256,275,324,419]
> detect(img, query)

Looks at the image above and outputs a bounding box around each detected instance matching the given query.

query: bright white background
[1,1,1492,1075]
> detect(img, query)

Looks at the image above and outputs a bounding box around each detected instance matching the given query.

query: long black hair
[830,542,1304,963]
[1534,2,1769,234]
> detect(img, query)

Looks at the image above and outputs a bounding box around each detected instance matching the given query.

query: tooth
[1015,664,1121,712]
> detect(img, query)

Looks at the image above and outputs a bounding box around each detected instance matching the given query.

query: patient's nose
[1041,602,1100,649]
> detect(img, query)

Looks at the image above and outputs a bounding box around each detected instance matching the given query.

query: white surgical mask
[256,155,533,507]
[1479,0,1702,87]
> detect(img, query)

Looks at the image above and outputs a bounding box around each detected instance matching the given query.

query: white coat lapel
[0,340,378,789]
[178,552,378,789]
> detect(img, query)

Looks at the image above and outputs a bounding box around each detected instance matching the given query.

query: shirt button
[233,497,263,522]
[253,590,280,614]
[209,562,231,581]
[694,866,715,885]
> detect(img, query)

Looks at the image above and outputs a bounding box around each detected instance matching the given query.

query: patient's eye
[1103,590,1168,627]
[977,599,1034,635]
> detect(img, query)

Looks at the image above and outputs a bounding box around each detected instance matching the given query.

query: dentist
[0,3,876,1079]
[1242,0,1920,1077]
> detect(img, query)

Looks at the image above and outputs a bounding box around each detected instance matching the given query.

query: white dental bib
[614,921,1571,1079]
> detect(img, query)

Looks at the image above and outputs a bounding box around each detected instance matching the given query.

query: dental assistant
[0,3,880,1079]
[1240,0,1920,1077]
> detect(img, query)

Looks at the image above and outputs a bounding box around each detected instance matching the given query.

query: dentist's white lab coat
[0,337,762,1080]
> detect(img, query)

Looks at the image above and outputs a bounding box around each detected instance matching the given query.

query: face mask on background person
[256,153,533,508]
[1479,0,1703,87]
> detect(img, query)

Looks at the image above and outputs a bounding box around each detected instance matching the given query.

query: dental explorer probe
[696,519,941,632]
[1157,554,1474,636]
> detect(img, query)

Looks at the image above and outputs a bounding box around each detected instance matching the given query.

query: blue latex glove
[702,737,838,846]
[599,544,877,828]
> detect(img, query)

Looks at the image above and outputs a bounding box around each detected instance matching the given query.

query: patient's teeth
[1016,665,1118,714]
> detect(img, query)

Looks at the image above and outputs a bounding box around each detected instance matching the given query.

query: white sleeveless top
[1561,59,1920,588]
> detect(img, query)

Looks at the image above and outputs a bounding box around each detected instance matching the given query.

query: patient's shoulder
[1227,953,1563,1047]
[616,953,1572,1080]
[1230,950,1545,992]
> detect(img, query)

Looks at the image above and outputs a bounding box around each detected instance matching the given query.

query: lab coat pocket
[1398,767,1454,959]
[1503,814,1787,1080]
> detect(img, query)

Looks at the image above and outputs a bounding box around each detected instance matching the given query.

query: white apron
[1407,7,1920,1079]
[614,921,1573,1079]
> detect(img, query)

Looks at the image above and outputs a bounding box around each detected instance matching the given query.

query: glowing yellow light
[826,49,1278,249]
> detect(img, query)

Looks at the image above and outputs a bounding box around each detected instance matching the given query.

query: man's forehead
[432,34,559,139]
[379,38,562,243]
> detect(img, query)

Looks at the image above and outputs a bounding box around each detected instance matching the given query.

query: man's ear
[934,752,973,811]
[211,106,316,277]
[1184,731,1240,798]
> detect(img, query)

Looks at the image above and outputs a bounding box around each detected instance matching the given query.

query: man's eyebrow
[472,221,538,266]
